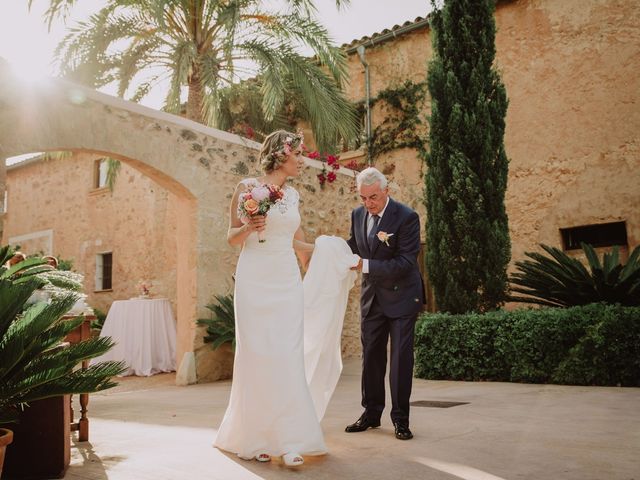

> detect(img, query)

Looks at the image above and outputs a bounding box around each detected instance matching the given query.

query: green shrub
[414,310,510,381]
[553,306,640,386]
[56,256,74,271]
[504,307,597,383]
[415,304,640,386]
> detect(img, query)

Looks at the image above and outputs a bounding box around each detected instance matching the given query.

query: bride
[215,130,338,467]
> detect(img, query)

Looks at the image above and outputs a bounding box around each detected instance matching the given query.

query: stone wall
[341,0,640,266]
[3,153,178,314]
[495,0,640,262]
[3,148,364,365]
[2,0,639,377]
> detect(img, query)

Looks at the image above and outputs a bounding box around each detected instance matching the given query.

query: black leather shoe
[394,423,413,440]
[345,413,381,433]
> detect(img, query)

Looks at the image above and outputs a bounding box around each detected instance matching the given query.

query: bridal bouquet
[237,183,286,243]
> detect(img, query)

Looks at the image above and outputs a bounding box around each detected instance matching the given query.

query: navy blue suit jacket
[347,198,426,319]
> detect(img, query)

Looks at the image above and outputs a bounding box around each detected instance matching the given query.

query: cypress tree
[424,0,511,313]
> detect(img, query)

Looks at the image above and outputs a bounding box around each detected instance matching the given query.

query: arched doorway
[0,61,261,383]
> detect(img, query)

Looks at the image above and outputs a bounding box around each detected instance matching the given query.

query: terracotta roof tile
[341,16,430,50]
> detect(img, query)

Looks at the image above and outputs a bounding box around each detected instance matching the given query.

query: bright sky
[0,0,429,111]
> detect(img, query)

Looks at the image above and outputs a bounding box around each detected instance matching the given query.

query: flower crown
[266,131,304,163]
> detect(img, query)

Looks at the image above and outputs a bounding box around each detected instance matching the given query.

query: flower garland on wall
[307,80,428,189]
[306,151,341,188]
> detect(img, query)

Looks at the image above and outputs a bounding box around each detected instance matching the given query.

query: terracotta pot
[0,428,14,477]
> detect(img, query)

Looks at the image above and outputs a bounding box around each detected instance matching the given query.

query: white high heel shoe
[282,452,304,467]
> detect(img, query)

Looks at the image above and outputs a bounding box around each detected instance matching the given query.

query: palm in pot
[0,246,125,473]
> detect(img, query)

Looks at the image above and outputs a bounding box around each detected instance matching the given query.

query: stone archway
[0,61,263,383]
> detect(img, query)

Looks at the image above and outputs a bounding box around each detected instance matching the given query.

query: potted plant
[0,427,12,475]
[197,293,236,350]
[0,246,125,476]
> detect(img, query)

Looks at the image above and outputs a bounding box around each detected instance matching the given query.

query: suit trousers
[360,296,415,425]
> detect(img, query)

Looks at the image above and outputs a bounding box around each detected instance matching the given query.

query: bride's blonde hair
[260,130,304,173]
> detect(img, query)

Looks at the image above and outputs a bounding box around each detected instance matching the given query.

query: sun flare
[5,58,51,86]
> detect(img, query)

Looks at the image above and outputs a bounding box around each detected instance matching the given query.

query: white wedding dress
[303,235,358,420]
[215,180,329,459]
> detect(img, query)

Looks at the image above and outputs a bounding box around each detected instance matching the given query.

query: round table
[94,298,177,376]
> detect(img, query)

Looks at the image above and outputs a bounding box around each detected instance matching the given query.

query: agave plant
[0,246,125,423]
[197,293,235,350]
[509,243,640,307]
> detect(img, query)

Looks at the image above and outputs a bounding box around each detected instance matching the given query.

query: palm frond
[238,38,358,151]
[509,243,640,307]
[117,34,163,97]
[0,244,123,424]
[37,269,84,293]
[1,257,48,280]
[29,0,78,30]
[0,246,13,265]
[164,39,197,113]
[257,14,348,84]
[197,293,236,350]
[105,158,122,191]
[45,0,359,150]
[35,316,84,351]
[0,278,43,339]
[13,362,126,405]
[7,295,79,361]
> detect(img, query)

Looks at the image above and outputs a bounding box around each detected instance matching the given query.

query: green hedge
[414,304,640,386]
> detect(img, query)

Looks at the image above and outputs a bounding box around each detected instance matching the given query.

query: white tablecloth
[94,298,177,376]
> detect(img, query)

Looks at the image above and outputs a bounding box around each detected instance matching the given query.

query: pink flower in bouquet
[250,185,271,202]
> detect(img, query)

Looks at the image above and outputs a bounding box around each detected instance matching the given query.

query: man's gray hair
[356,167,388,190]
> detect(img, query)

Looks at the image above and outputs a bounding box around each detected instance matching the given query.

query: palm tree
[32,0,359,153]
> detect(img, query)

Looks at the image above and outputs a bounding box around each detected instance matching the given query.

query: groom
[346,167,425,440]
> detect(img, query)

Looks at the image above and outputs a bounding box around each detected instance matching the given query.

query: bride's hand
[246,215,266,232]
[350,256,363,271]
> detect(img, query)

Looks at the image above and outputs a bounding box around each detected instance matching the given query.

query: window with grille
[560,222,628,251]
[95,252,113,290]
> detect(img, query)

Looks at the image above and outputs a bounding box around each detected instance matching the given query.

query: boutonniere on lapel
[376,231,394,246]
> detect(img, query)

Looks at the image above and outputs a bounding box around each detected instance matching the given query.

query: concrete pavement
[63,359,640,480]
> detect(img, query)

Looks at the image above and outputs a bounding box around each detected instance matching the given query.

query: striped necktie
[367,214,380,248]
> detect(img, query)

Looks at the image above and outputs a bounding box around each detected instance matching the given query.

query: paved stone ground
[62,360,640,480]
